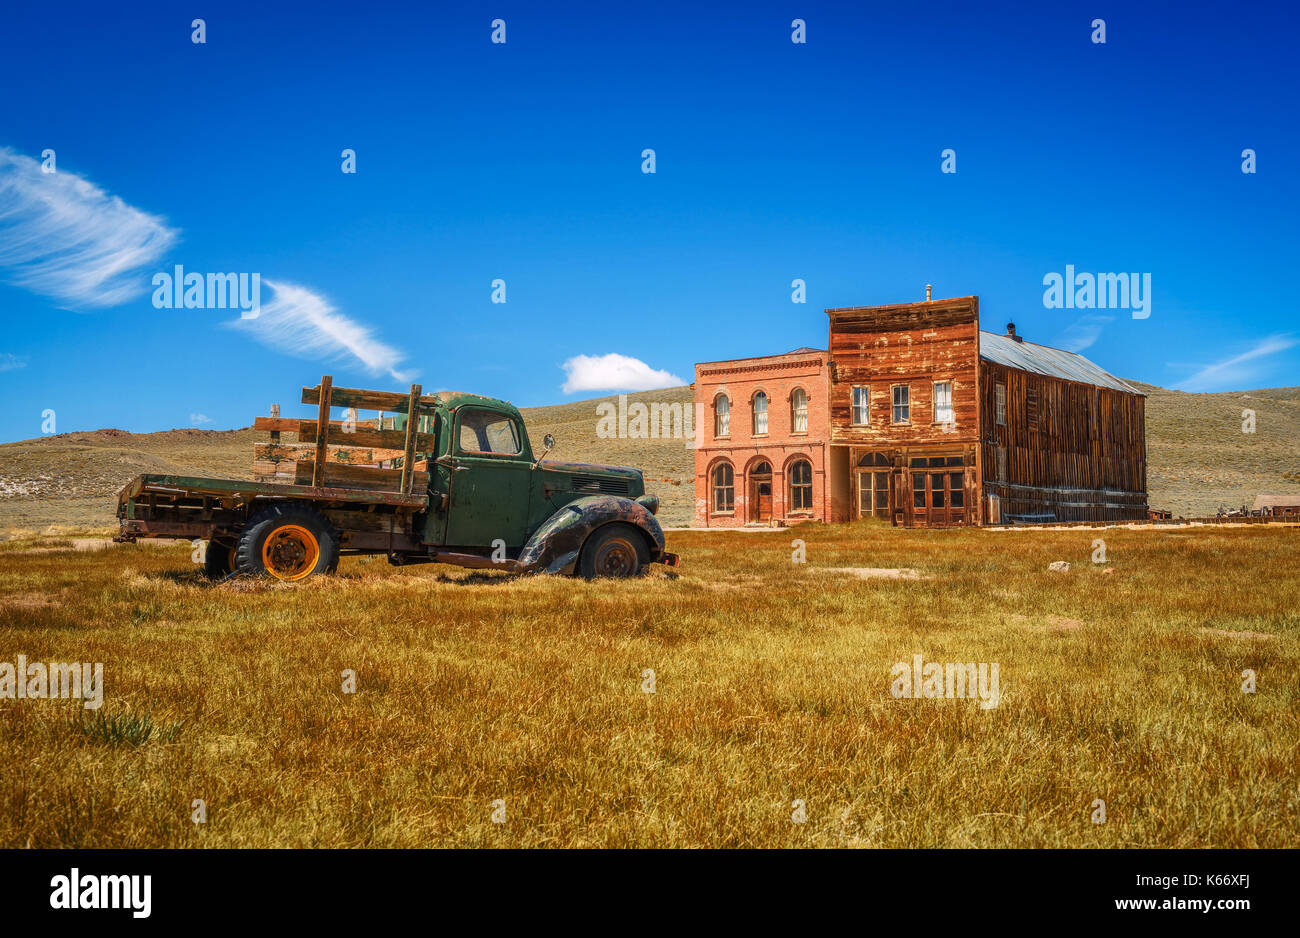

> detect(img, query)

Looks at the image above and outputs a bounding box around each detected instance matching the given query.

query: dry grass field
[1,521,1296,848]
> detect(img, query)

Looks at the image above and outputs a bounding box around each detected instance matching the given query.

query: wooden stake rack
[251,375,439,494]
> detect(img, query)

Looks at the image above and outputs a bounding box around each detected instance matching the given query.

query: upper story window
[851,386,869,425]
[995,384,1006,426]
[753,391,768,434]
[892,385,910,424]
[458,408,522,455]
[791,388,808,433]
[715,394,730,437]
[934,381,954,424]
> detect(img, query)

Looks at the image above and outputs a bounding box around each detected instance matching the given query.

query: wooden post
[312,376,332,487]
[400,383,422,493]
[269,404,281,443]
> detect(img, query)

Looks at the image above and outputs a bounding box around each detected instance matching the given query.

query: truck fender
[518,495,666,575]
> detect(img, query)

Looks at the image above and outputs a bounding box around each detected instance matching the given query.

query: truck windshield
[458,409,522,455]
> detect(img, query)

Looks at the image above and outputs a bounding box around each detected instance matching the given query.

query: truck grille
[570,475,630,496]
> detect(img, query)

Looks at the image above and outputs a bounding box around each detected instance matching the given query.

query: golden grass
[0,522,1296,848]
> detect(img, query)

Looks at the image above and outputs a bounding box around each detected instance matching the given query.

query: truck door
[443,407,534,549]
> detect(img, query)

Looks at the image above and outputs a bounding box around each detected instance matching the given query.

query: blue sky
[0,0,1296,442]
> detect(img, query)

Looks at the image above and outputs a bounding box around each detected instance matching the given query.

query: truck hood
[538,461,644,499]
[538,460,642,481]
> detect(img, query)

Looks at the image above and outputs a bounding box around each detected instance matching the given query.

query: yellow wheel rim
[261,524,320,581]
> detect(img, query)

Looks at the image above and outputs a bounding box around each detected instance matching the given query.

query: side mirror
[534,433,555,467]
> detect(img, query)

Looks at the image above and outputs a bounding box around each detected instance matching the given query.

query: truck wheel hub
[594,538,636,577]
[262,524,320,581]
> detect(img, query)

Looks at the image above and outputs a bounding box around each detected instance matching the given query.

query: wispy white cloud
[227,280,413,382]
[1056,313,1114,352]
[189,413,211,425]
[0,148,177,308]
[0,353,27,372]
[561,353,684,394]
[1177,335,1299,392]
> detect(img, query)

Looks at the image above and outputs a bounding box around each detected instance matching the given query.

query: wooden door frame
[855,467,892,520]
[749,463,773,523]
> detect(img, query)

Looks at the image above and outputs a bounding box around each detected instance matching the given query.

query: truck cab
[400,392,667,575]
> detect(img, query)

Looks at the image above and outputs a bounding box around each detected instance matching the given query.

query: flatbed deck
[115,472,429,546]
[119,473,428,510]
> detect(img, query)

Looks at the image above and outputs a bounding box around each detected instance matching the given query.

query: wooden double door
[910,463,968,526]
[856,469,891,519]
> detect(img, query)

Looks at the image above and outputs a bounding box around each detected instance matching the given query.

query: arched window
[753,391,768,434]
[789,459,813,511]
[791,388,808,433]
[712,463,735,512]
[715,394,730,437]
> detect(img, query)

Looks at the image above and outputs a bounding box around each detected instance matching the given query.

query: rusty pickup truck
[115,376,679,581]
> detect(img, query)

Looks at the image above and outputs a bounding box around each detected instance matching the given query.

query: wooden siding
[979,359,1147,522]
[827,297,981,450]
[827,297,981,526]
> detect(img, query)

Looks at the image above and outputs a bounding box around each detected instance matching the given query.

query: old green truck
[114,376,679,581]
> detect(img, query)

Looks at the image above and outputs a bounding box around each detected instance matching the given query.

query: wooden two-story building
[694,294,1149,527]
[827,294,1148,525]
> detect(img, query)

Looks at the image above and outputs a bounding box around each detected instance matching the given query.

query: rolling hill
[0,382,1295,534]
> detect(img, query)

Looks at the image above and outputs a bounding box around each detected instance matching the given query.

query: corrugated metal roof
[1252,494,1300,510]
[979,331,1144,395]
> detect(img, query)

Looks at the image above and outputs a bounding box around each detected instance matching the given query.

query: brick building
[693,295,1148,527]
[692,348,833,527]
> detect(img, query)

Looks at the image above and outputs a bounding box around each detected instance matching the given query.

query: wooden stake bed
[249,375,433,494]
[115,374,436,548]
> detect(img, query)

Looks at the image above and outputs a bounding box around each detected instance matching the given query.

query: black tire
[235,504,339,581]
[203,537,237,580]
[578,523,649,580]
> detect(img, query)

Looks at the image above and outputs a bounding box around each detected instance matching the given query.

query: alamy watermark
[50,868,150,918]
[0,656,103,709]
[890,655,1000,709]
[152,265,260,318]
[1043,265,1150,319]
[595,394,703,448]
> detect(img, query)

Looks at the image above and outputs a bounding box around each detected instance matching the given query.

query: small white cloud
[189,413,211,425]
[561,353,685,394]
[1056,313,1114,352]
[0,353,27,372]
[0,147,178,308]
[227,279,413,383]
[1178,334,1299,392]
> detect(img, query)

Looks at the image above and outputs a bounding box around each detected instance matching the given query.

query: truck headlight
[635,494,660,515]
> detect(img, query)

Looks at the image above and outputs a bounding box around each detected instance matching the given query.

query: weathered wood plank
[255,415,390,434]
[293,462,429,491]
[302,384,440,414]
[298,422,434,452]
[312,375,332,487]
[401,384,423,494]
[254,443,406,464]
